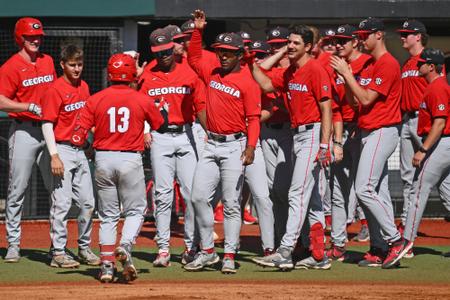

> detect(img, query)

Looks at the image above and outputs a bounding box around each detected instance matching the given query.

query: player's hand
[315,147,331,168]
[144,133,152,149]
[330,56,351,77]
[333,144,344,163]
[412,151,426,168]
[191,9,207,29]
[51,154,65,177]
[243,50,256,65]
[28,103,42,117]
[241,145,255,166]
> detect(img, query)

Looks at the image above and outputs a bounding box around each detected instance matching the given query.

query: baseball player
[400,48,450,259]
[250,25,333,270]
[40,45,100,268]
[0,17,55,263]
[138,27,206,267]
[266,26,290,69]
[326,25,372,260]
[183,10,261,274]
[330,17,404,269]
[396,20,428,258]
[72,53,166,282]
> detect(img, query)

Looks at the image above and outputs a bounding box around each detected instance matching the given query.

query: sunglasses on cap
[399,32,418,38]
[356,31,375,41]
[173,37,185,44]
[215,48,240,57]
[253,52,269,60]
[154,48,174,58]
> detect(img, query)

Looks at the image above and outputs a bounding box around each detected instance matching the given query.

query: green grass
[1,246,450,284]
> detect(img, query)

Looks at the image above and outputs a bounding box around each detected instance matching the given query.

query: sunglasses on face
[333,38,352,46]
[215,48,239,57]
[399,32,417,38]
[173,37,185,44]
[154,48,174,58]
[254,52,269,59]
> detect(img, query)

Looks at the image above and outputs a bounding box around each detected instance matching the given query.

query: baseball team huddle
[0,8,449,283]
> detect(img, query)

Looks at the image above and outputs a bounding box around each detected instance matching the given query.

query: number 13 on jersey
[107,106,130,133]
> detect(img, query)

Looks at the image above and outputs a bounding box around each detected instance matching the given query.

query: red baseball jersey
[357,52,402,130]
[139,60,206,125]
[0,53,56,121]
[261,91,290,123]
[400,54,428,113]
[269,58,332,128]
[41,77,90,142]
[334,53,373,123]
[188,29,261,146]
[78,85,164,151]
[417,77,450,136]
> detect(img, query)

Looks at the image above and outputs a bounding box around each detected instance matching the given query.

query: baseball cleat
[50,253,80,268]
[326,245,346,262]
[382,239,405,269]
[183,251,220,271]
[243,208,258,225]
[115,245,137,282]
[253,248,293,269]
[4,245,21,263]
[181,249,198,265]
[153,251,171,267]
[352,224,370,242]
[398,239,414,260]
[295,255,331,270]
[99,262,116,283]
[403,248,414,259]
[221,257,237,274]
[78,248,101,266]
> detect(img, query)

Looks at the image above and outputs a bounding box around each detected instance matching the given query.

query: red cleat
[243,208,258,225]
[214,204,224,223]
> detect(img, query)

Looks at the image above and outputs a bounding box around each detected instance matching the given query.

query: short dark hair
[420,33,429,46]
[435,64,443,74]
[60,44,84,63]
[291,25,314,46]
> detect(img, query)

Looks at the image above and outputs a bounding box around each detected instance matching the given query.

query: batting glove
[315,146,331,167]
[28,103,42,117]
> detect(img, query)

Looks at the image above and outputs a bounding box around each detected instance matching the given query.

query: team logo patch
[156,35,166,43]
[323,85,329,91]
[375,77,382,85]
[403,21,409,28]
[112,61,123,68]
[325,29,335,36]
[223,36,232,42]
[337,26,345,33]
[359,20,367,29]
[272,30,280,37]
[242,32,250,39]
[72,135,81,143]
[32,23,41,29]
[438,104,446,111]
[253,41,261,48]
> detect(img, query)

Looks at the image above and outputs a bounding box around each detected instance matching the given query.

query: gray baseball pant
[403,137,450,242]
[355,126,401,248]
[6,121,46,246]
[95,151,146,247]
[260,124,293,246]
[331,124,361,246]
[279,123,322,251]
[244,142,274,250]
[150,128,198,252]
[45,144,95,255]
[399,113,422,226]
[191,135,246,254]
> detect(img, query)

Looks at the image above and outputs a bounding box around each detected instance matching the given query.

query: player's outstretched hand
[28,103,42,117]
[333,143,343,163]
[191,9,207,29]
[243,50,256,66]
[51,154,65,177]
[144,133,152,149]
[241,145,255,166]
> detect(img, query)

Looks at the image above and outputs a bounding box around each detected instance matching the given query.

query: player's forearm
[343,73,372,107]
[196,109,207,132]
[42,122,58,155]
[319,99,332,145]
[260,109,273,123]
[422,118,446,151]
[0,95,30,113]
[248,63,275,93]
[246,115,260,148]
[259,50,286,70]
[343,85,359,110]
[333,121,343,143]
[187,29,204,73]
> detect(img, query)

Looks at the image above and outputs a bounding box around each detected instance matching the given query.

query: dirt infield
[1,281,449,299]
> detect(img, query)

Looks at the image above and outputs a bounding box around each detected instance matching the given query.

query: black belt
[406,111,418,118]
[14,119,42,127]
[265,123,285,130]
[292,124,315,134]
[208,132,244,142]
[57,141,82,149]
[166,124,184,133]
[96,149,140,153]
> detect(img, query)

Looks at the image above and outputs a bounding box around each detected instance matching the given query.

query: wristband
[418,146,428,154]
[333,140,343,147]
[320,143,329,150]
